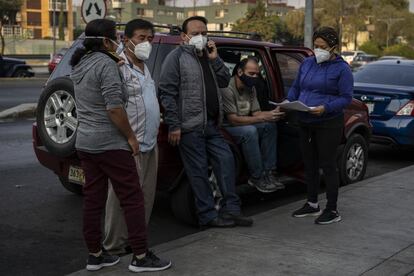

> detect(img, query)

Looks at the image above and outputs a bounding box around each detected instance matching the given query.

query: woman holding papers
[288,27,353,225]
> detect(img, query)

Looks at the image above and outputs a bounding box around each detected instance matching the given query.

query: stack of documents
[269,100,315,112]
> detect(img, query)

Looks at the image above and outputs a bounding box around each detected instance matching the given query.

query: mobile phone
[207,40,213,53]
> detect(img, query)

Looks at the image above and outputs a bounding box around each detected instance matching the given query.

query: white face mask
[187,34,207,51]
[314,48,332,64]
[129,40,152,61]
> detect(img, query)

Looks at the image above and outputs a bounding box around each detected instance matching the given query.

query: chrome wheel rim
[44,90,77,144]
[346,143,364,181]
[208,167,222,211]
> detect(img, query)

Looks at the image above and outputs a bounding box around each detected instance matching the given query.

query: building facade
[2,0,74,41]
[73,0,294,32]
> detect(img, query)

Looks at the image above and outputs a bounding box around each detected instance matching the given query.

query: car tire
[170,178,198,226]
[13,69,31,78]
[36,77,77,157]
[58,176,83,195]
[338,134,368,185]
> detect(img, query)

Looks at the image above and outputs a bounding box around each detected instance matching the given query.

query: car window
[218,47,272,110]
[49,39,84,80]
[274,52,304,97]
[354,64,414,86]
[151,43,177,86]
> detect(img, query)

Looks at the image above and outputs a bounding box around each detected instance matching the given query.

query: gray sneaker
[248,176,277,193]
[265,171,285,190]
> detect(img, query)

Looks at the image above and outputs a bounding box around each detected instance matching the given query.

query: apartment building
[3,0,74,41]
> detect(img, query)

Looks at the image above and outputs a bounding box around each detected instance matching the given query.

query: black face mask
[239,74,258,88]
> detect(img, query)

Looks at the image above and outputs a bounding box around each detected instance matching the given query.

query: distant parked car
[0,55,34,77]
[48,48,68,74]
[341,50,366,64]
[351,54,378,69]
[353,59,414,147]
[378,56,407,61]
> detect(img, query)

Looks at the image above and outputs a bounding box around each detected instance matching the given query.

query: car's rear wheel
[13,69,31,78]
[58,176,83,195]
[338,134,368,185]
[36,77,77,157]
[170,168,222,226]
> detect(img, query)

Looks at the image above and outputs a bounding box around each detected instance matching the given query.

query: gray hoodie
[70,51,130,153]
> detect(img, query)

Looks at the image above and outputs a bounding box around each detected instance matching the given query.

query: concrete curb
[0,103,37,120]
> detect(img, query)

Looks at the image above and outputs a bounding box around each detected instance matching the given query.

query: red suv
[33,27,371,224]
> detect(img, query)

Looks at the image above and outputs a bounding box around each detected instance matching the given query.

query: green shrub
[383,44,414,59]
[359,41,382,56]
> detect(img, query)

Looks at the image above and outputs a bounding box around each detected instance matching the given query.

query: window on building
[215,9,228,18]
[176,11,185,20]
[27,0,41,10]
[137,8,153,17]
[157,10,165,16]
[33,28,42,39]
[187,10,205,17]
[49,0,67,11]
[158,0,166,5]
[166,11,174,16]
[49,12,68,27]
[135,0,148,4]
[27,12,42,26]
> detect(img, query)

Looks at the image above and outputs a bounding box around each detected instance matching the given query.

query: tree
[285,9,305,40]
[58,0,65,40]
[231,0,284,42]
[0,0,22,55]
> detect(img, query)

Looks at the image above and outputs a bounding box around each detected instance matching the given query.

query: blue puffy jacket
[287,55,353,123]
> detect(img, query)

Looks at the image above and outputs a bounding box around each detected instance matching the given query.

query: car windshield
[354,64,414,86]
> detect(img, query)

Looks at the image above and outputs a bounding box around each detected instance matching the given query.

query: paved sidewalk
[69,165,414,276]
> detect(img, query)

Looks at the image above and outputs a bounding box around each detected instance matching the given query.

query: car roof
[363,59,414,66]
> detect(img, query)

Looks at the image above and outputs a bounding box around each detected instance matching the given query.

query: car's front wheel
[338,134,368,185]
[13,69,31,78]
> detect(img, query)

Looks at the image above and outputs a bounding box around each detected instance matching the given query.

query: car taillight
[396,101,414,116]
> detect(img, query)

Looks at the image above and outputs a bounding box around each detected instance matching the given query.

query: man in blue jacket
[159,16,252,228]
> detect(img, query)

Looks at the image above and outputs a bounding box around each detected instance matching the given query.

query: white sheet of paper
[269,100,313,112]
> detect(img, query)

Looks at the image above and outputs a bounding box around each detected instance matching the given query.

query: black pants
[299,115,344,211]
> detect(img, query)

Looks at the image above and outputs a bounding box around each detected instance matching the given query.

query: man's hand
[259,109,285,122]
[127,136,139,156]
[168,129,181,146]
[207,40,218,60]
[309,105,325,116]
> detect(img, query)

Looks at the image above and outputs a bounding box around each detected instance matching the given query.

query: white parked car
[341,50,366,64]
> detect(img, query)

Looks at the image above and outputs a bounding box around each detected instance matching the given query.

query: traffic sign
[81,0,107,24]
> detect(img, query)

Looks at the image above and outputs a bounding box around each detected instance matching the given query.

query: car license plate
[365,102,374,114]
[68,166,85,185]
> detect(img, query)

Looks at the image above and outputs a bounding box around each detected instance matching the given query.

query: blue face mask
[239,73,258,88]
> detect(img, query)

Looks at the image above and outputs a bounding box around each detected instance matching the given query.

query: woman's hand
[309,105,325,116]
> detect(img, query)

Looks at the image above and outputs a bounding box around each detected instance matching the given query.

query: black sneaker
[292,203,322,218]
[86,252,120,271]
[315,209,342,225]
[129,250,172,272]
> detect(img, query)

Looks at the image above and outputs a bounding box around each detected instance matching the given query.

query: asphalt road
[0,81,413,275]
[0,78,46,112]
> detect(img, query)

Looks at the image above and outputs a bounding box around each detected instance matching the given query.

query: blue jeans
[179,121,241,225]
[225,122,277,179]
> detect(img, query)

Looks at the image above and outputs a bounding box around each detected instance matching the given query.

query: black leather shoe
[200,217,236,229]
[221,213,253,227]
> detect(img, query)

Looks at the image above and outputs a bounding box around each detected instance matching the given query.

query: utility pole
[304,0,313,48]
[52,0,56,55]
[377,17,404,48]
[338,0,344,53]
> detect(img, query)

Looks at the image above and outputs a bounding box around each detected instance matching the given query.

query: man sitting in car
[222,57,285,193]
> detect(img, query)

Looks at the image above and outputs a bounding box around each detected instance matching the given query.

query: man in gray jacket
[159,16,252,228]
